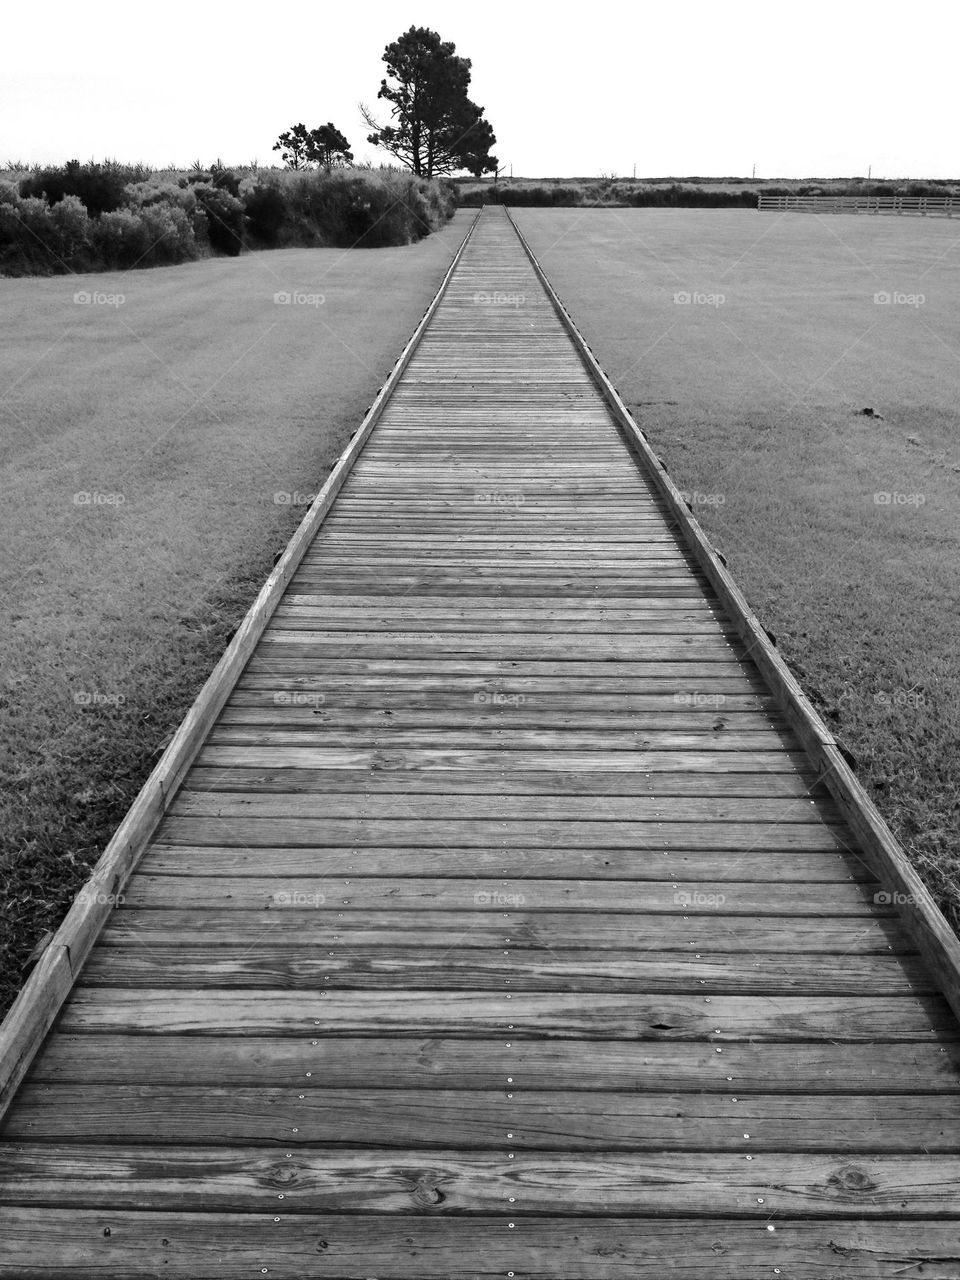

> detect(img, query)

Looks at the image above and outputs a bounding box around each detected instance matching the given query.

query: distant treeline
[459,179,960,209]
[0,160,457,276]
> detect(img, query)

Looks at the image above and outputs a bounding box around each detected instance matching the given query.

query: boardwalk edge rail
[0,210,481,1121]
[506,206,960,1024]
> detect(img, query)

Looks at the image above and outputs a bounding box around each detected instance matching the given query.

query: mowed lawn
[0,213,470,1016]
[516,207,960,926]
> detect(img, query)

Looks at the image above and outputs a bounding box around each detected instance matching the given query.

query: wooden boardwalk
[2,206,960,1276]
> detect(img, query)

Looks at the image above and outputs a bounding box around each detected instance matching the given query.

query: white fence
[758,194,958,217]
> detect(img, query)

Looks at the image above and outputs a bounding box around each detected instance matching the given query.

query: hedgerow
[0,160,458,275]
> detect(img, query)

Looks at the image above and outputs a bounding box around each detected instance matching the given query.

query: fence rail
[759,193,957,216]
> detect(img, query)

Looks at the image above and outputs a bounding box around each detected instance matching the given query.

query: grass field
[515,207,960,927]
[0,211,470,1017]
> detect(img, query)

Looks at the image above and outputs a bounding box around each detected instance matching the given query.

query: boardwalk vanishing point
[2,207,960,1277]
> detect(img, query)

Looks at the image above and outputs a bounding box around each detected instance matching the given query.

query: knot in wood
[266,1162,300,1186]
[413,1178,444,1207]
[829,1164,877,1194]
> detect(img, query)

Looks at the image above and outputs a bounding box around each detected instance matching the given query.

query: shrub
[185,165,242,197]
[91,203,200,269]
[124,181,198,213]
[20,160,140,215]
[190,183,245,255]
[0,193,93,274]
[48,195,93,262]
[278,168,450,248]
[2,162,455,274]
[244,181,287,245]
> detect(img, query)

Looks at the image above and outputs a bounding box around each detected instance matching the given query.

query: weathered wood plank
[3,1211,960,1279]
[80,946,933,995]
[118,874,879,912]
[152,816,852,853]
[140,845,868,883]
[55,990,958,1041]
[8,1085,960,1151]
[27,1035,957,1092]
[4,1147,960,1216]
[184,765,825,798]
[194,744,812,774]
[168,791,836,824]
[99,909,910,953]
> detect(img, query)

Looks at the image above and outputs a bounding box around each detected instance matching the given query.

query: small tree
[273,123,354,171]
[362,26,497,178]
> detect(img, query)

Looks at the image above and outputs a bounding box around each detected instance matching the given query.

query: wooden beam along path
[2,207,959,1277]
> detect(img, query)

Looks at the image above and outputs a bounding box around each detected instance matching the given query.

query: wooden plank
[152,818,851,853]
[120,874,880,913]
[168,791,836,825]
[80,946,932,995]
[27,1034,957,1092]
[3,1211,960,1279]
[191,745,826,774]
[55,990,958,1041]
[140,845,867,882]
[4,1146,960,1216]
[184,766,826,798]
[203,730,798,754]
[99,908,911,952]
[215,706,786,732]
[7,1085,960,1150]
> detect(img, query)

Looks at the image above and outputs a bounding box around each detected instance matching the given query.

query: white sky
[2,0,957,178]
